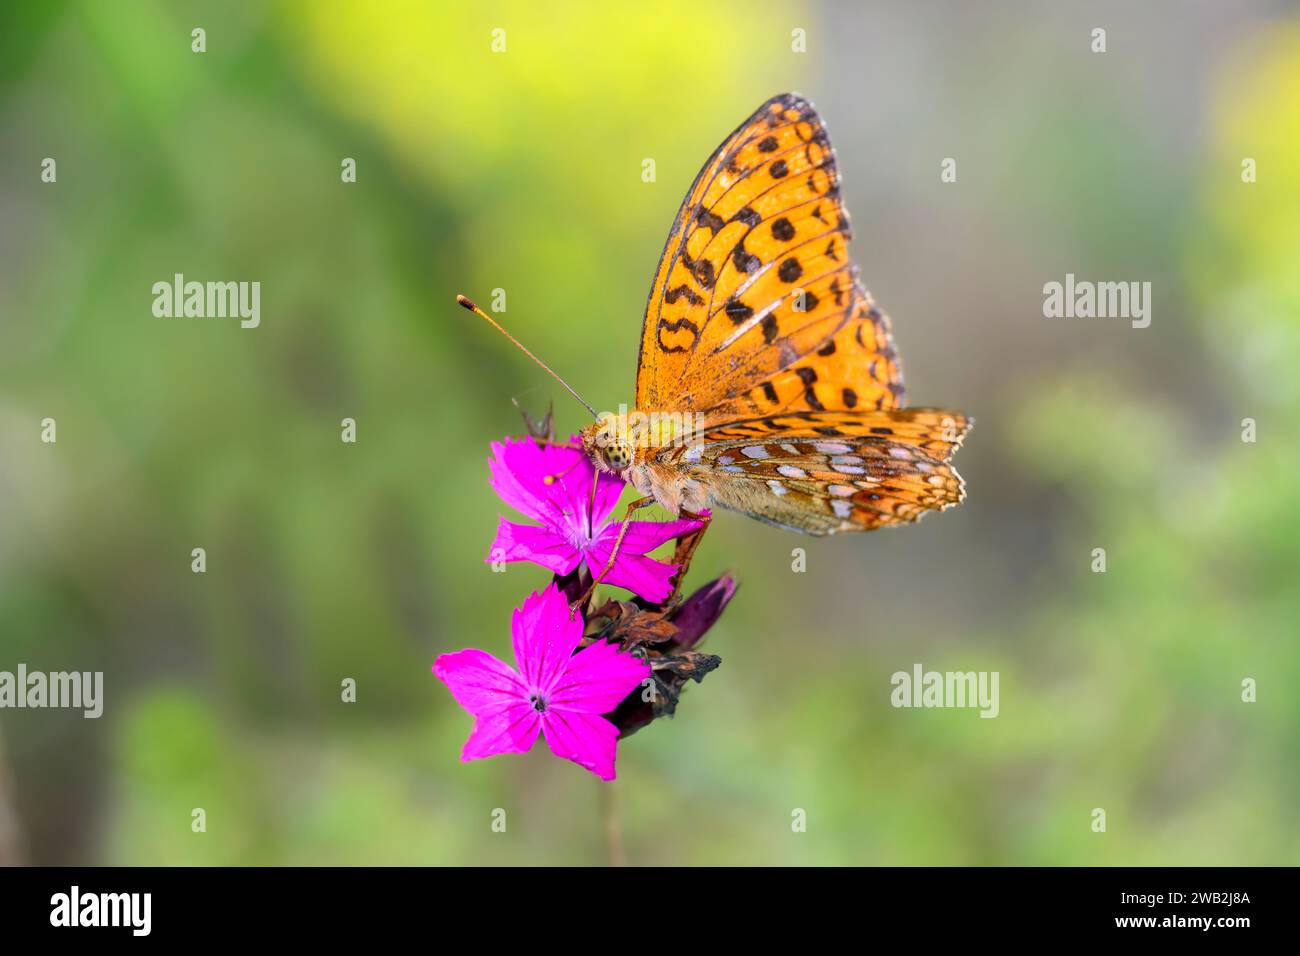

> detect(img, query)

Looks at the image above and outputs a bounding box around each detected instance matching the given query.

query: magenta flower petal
[432,584,652,780]
[542,708,622,781]
[487,439,559,525]
[598,516,705,555]
[589,470,628,527]
[510,586,584,695]
[585,546,681,604]
[461,702,542,761]
[488,437,592,533]
[488,518,582,576]
[433,650,542,761]
[550,638,651,713]
[485,434,707,602]
[585,516,702,603]
[432,648,527,715]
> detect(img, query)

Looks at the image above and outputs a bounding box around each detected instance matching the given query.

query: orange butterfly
[460,92,970,539]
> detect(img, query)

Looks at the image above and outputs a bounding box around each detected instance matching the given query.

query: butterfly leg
[665,508,713,602]
[570,495,656,615]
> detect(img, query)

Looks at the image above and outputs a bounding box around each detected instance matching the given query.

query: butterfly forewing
[636,93,904,417]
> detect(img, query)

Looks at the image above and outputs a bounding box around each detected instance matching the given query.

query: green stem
[600,781,626,867]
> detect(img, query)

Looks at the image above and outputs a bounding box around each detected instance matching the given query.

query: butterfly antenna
[456,295,599,420]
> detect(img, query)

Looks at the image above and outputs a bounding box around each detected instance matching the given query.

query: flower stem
[600,781,627,867]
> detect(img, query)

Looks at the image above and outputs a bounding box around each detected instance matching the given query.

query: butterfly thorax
[580,409,711,515]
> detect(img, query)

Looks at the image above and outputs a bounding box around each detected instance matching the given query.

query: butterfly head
[581,415,633,475]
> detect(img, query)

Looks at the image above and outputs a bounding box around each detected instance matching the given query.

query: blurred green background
[1,0,1297,865]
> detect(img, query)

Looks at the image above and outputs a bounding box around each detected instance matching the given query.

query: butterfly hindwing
[652,409,970,535]
[636,93,905,418]
[692,408,971,461]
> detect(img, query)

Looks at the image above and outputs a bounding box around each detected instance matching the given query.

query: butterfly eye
[605,443,630,470]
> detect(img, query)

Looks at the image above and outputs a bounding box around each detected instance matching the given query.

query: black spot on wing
[681,249,716,289]
[724,298,753,324]
[656,317,699,353]
[694,205,726,234]
[663,284,703,306]
[731,241,761,274]
[829,276,846,306]
[793,368,823,410]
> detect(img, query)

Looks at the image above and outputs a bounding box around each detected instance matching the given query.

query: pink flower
[486,436,703,603]
[432,584,652,780]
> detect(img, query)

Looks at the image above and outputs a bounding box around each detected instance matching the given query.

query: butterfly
[461,92,970,538]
